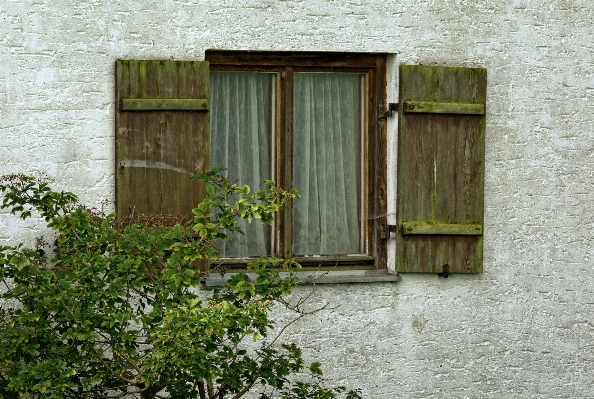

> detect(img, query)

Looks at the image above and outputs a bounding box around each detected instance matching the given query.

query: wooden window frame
[205,51,388,270]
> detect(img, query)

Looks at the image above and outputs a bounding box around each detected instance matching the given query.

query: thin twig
[230,380,256,399]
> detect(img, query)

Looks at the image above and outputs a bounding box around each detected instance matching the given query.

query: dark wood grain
[397,64,486,273]
[115,60,210,219]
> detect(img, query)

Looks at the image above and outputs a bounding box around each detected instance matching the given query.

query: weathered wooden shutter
[397,65,486,273]
[115,60,210,218]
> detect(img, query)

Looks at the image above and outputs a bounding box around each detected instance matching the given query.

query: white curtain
[210,72,274,257]
[293,73,363,256]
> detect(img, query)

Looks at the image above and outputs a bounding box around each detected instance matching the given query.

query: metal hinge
[381,103,398,118]
[383,224,398,239]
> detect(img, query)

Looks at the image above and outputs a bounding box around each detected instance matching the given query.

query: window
[206,52,388,269]
[115,54,388,271]
[114,58,486,275]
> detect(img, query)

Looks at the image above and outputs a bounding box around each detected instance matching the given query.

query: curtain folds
[210,71,363,257]
[210,72,274,257]
[293,73,363,256]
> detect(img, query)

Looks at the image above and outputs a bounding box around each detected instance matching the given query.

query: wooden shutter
[397,65,486,273]
[115,60,210,219]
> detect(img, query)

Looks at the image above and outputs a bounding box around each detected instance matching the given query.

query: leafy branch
[0,172,362,399]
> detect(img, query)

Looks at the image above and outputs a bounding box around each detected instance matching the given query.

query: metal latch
[385,224,397,239]
[381,103,398,118]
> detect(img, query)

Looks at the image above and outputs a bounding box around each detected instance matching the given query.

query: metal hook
[437,264,451,278]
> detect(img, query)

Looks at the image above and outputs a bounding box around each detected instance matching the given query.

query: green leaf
[309,362,323,376]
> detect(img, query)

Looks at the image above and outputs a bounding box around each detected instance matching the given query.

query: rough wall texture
[2,0,594,397]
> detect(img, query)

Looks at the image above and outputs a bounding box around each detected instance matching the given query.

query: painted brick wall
[1,0,594,397]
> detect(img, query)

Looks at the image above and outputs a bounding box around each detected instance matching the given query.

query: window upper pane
[210,71,276,257]
[292,73,364,256]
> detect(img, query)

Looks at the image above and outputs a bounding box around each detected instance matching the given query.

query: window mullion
[279,66,294,259]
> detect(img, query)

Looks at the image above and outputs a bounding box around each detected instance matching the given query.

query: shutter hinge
[380,103,398,118]
[385,224,397,239]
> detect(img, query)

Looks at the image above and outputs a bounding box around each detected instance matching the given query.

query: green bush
[0,172,362,399]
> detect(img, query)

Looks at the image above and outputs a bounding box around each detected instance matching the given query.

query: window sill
[201,269,401,286]
[210,255,375,270]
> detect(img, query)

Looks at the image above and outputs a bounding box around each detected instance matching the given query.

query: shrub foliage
[0,172,362,399]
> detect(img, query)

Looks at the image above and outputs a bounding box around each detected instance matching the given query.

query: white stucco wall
[2,0,594,397]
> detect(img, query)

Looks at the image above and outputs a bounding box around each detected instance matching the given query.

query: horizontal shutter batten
[400,222,483,236]
[122,98,210,111]
[403,100,484,115]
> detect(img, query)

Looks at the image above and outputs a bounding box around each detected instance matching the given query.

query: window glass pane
[293,73,363,256]
[210,71,275,257]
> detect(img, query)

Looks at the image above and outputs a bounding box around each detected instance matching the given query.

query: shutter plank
[116,60,210,219]
[401,236,482,273]
[397,65,486,273]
